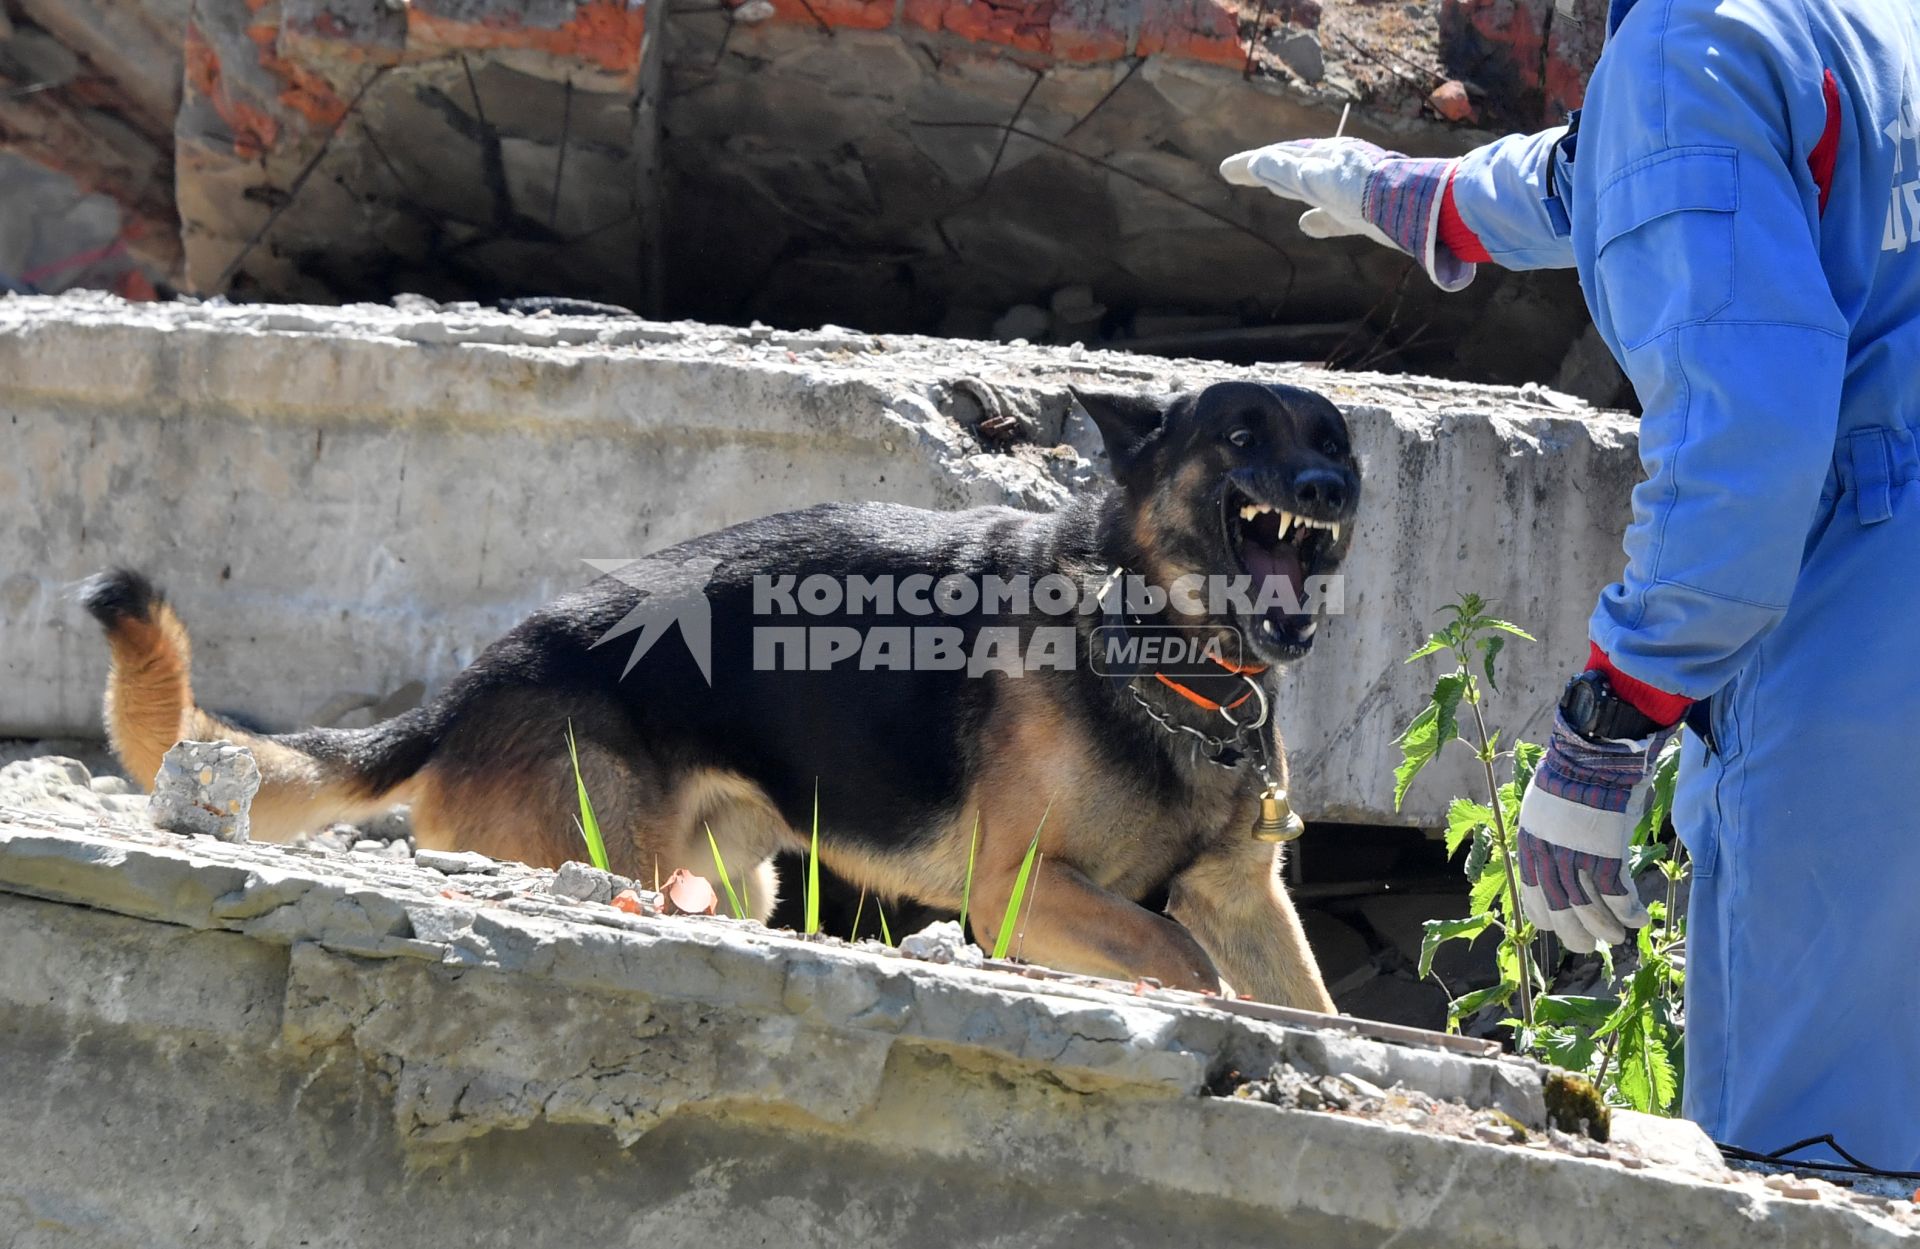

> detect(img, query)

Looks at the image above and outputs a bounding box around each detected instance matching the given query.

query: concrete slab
[2,806,1915,1247]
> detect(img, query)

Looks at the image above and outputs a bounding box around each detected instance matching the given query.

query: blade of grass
[850,886,867,941]
[1015,851,1045,962]
[992,804,1050,960]
[876,897,893,946]
[957,811,981,942]
[805,781,822,936]
[565,721,610,871]
[704,823,748,920]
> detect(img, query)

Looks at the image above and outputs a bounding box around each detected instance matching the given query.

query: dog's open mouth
[1224,483,1341,655]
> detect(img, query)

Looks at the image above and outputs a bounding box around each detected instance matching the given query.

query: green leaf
[1533,1024,1600,1073]
[1534,994,1618,1028]
[1405,635,1449,663]
[992,807,1049,961]
[1615,1020,1679,1114]
[805,782,822,936]
[565,721,610,873]
[705,824,749,920]
[1481,618,1537,642]
[1432,672,1468,750]
[1495,933,1525,985]
[1392,704,1440,812]
[1463,825,1492,881]
[1447,979,1517,1027]
[1471,857,1510,926]
[1395,671,1472,811]
[1445,799,1494,858]
[1418,913,1493,980]
[1452,593,1487,620]
[1480,635,1506,693]
[1628,841,1670,875]
[1633,734,1683,846]
[1512,739,1546,790]
[957,812,981,940]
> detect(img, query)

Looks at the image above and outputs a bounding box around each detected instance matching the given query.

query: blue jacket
[1452,0,1920,700]
[1450,0,1920,1165]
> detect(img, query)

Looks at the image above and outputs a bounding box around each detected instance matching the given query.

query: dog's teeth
[1331,523,1342,542]
[1278,511,1295,537]
[1239,505,1259,522]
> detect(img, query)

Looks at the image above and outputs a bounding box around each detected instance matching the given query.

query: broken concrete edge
[0,802,1543,1112]
[6,809,1919,1246]
[0,291,1630,471]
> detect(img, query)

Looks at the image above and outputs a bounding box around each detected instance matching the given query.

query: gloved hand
[1514,712,1674,952]
[1218,137,1476,292]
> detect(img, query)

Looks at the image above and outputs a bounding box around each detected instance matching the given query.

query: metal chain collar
[1124,671,1282,792]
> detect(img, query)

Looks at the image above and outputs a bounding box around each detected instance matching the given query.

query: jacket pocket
[1592,148,1739,349]
[1671,729,1721,879]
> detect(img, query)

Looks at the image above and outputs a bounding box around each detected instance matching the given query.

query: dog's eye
[1228,429,1253,448]
[1320,438,1343,457]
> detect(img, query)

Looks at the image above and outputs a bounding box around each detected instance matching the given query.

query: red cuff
[1438,170,1492,265]
[1587,643,1692,728]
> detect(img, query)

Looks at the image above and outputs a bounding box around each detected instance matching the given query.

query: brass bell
[1252,786,1306,842]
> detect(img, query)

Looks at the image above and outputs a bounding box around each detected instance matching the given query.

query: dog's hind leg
[406,687,675,874]
[653,770,793,922]
[1165,837,1334,1012]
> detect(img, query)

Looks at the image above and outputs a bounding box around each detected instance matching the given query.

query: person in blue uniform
[1221,0,1920,1169]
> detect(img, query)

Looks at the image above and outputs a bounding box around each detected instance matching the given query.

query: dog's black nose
[1292,467,1349,513]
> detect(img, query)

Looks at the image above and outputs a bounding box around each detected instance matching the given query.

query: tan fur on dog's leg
[1166,838,1334,1012]
[975,854,1225,994]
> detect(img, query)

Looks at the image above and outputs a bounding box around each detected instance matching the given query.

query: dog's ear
[1071,388,1167,479]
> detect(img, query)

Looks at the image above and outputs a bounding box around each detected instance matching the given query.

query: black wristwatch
[1559,670,1664,742]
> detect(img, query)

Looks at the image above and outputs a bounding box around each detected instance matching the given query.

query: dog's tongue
[1244,541,1304,623]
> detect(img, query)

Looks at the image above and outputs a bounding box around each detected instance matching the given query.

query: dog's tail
[78,570,438,839]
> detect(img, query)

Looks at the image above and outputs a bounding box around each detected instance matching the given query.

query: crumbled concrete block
[146,741,260,842]
[416,849,502,875]
[1610,1109,1728,1179]
[898,920,984,968]
[549,859,633,903]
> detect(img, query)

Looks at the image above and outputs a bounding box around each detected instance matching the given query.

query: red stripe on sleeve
[1438,169,1492,264]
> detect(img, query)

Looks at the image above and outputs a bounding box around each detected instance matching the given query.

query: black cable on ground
[1717,1133,1920,1183]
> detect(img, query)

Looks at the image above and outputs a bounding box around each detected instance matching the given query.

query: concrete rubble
[1,293,1640,829]
[146,737,263,841]
[3,800,1916,1246]
[0,0,1629,387]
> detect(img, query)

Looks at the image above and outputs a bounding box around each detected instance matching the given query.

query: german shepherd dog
[80,380,1359,1009]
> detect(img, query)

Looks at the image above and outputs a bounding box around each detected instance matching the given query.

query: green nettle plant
[1394,595,1688,1116]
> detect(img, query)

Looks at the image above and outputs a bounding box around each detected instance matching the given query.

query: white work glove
[1514,712,1674,952]
[1219,137,1475,292]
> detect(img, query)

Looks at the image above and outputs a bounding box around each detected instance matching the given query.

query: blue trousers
[1675,426,1920,1170]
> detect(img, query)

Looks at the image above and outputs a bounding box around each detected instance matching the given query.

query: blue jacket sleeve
[1574,0,1849,699]
[1450,127,1577,271]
